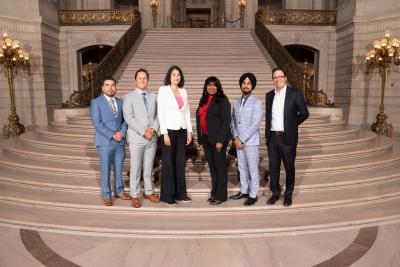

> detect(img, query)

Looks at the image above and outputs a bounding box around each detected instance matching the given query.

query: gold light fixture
[150,0,159,28]
[0,32,30,139]
[238,0,246,28]
[366,29,399,137]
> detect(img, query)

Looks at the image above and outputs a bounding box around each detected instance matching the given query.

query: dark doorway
[77,45,112,91]
[114,0,138,9]
[186,8,211,28]
[285,44,319,89]
[258,0,282,10]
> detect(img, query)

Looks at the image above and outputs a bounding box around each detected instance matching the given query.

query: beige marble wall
[0,0,58,128]
[268,25,337,100]
[335,0,400,134]
[59,25,129,102]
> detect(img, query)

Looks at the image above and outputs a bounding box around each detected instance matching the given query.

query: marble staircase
[0,28,399,238]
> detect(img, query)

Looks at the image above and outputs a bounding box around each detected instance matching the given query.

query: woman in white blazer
[157,65,193,205]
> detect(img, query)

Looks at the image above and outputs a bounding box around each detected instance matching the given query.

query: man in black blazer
[265,68,309,206]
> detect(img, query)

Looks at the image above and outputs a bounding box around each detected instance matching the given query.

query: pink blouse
[175,95,184,109]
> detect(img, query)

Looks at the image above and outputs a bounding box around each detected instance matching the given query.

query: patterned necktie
[141,92,149,111]
[109,99,117,117]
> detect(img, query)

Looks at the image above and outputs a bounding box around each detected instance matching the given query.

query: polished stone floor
[1,221,399,267]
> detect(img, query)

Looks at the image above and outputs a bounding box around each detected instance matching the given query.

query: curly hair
[199,76,226,107]
[164,65,185,88]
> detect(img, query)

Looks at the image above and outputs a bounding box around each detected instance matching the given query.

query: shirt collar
[274,85,287,96]
[136,88,147,95]
[103,94,115,102]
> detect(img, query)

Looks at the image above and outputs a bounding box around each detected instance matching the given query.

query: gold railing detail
[255,17,303,91]
[58,9,140,25]
[303,60,333,106]
[63,14,141,108]
[256,9,336,25]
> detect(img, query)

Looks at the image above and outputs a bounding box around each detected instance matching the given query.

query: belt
[271,131,284,136]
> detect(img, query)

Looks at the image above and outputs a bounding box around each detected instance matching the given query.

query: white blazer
[157,85,192,135]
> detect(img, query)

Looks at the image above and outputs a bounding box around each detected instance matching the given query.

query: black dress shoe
[207,197,215,203]
[244,197,257,206]
[229,192,249,200]
[267,195,280,205]
[283,198,292,207]
[210,199,226,205]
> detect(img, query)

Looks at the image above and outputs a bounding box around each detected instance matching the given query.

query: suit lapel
[101,94,115,117]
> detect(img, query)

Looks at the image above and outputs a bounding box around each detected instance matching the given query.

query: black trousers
[203,135,228,202]
[267,132,297,199]
[160,129,188,203]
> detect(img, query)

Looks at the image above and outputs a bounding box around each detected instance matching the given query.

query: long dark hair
[199,76,226,107]
[164,65,185,88]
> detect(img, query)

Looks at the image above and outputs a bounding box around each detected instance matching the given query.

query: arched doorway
[284,44,319,90]
[77,45,113,91]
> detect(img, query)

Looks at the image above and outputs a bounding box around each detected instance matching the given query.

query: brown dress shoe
[115,193,131,200]
[103,198,113,206]
[131,198,141,208]
[144,193,159,203]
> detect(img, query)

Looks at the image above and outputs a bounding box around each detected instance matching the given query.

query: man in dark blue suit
[90,77,131,206]
[265,68,309,207]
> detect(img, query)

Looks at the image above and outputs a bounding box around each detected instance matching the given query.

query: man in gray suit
[229,73,263,206]
[123,69,160,208]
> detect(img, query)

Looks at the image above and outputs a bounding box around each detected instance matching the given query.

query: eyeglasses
[272,76,286,81]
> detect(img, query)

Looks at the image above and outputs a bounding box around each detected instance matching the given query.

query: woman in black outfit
[196,76,231,205]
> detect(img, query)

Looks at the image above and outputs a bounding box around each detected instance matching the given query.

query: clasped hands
[112,132,124,142]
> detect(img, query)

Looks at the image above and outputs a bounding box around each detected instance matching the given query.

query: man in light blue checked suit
[229,73,263,206]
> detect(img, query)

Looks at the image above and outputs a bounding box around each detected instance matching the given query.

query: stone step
[0,193,399,238]
[4,132,390,165]
[1,139,399,179]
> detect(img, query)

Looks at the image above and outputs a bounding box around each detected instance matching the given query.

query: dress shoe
[283,198,292,207]
[210,199,226,205]
[244,197,258,206]
[229,192,249,200]
[267,195,280,205]
[144,193,159,203]
[115,193,131,200]
[164,201,177,206]
[207,197,215,203]
[131,198,141,208]
[179,196,192,203]
[103,198,113,206]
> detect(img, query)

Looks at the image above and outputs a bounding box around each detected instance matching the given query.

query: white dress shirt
[157,85,193,135]
[271,85,286,131]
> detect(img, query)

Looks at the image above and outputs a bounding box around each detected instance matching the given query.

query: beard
[241,87,252,95]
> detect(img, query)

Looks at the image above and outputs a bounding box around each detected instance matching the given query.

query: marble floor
[0,221,399,267]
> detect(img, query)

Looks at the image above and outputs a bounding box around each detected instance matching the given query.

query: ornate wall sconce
[238,0,246,28]
[0,32,30,139]
[150,0,159,28]
[366,30,399,137]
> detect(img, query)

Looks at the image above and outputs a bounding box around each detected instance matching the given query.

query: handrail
[63,13,142,108]
[255,16,303,92]
[58,9,139,25]
[256,9,336,25]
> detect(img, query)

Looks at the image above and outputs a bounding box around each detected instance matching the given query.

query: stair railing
[63,12,142,108]
[255,15,304,93]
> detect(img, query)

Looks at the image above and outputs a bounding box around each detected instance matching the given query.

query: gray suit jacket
[123,89,159,144]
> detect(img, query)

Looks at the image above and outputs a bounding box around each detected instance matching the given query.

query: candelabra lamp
[238,0,246,28]
[366,30,399,137]
[0,32,30,139]
[150,0,159,28]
